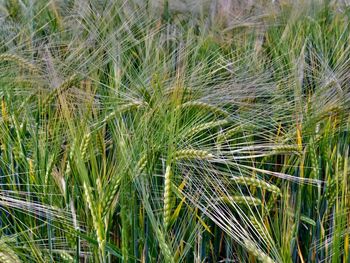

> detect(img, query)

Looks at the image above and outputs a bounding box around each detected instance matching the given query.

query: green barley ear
[102,154,148,217]
[1,97,8,123]
[64,138,77,178]
[83,182,105,259]
[135,154,148,173]
[176,101,229,117]
[155,227,175,263]
[0,53,38,73]
[102,154,147,218]
[59,251,74,263]
[101,175,121,218]
[244,239,275,263]
[324,176,338,208]
[250,216,268,237]
[131,153,148,180]
[184,119,229,139]
[220,195,263,206]
[42,74,79,108]
[80,131,91,161]
[269,145,301,155]
[174,149,213,160]
[216,125,244,145]
[249,216,275,248]
[44,154,55,194]
[28,158,35,184]
[91,101,144,131]
[0,240,21,263]
[163,165,172,229]
[11,115,26,162]
[216,123,257,147]
[308,138,318,177]
[232,177,281,195]
[264,193,279,217]
[0,252,20,263]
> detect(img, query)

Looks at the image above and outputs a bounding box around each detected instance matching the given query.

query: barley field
[0,0,349,262]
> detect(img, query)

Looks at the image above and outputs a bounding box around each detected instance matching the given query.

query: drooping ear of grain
[184,119,229,138]
[0,53,38,73]
[232,176,281,195]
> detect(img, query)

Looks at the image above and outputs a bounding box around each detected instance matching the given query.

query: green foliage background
[0,0,349,262]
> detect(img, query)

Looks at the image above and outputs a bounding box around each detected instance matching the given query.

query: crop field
[0,0,349,262]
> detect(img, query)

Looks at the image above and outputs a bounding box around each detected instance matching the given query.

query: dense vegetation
[0,0,349,262]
